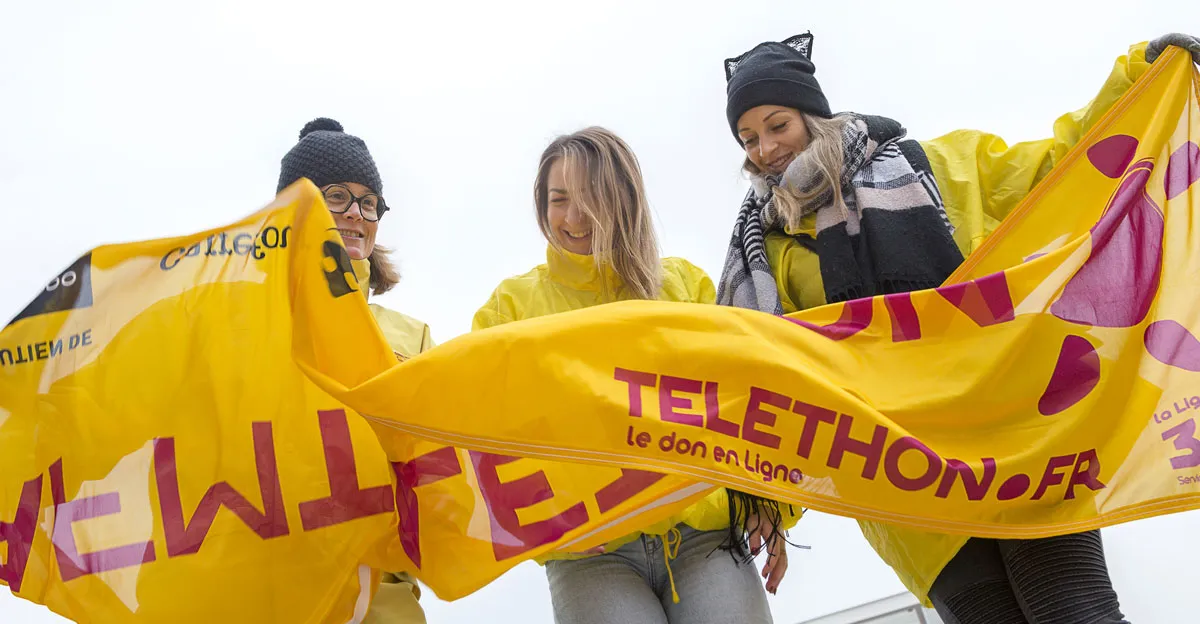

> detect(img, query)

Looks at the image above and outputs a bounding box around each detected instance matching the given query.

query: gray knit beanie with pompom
[276,117,383,194]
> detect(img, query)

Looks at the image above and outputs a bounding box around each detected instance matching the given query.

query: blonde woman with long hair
[473,126,795,623]
[717,32,1200,624]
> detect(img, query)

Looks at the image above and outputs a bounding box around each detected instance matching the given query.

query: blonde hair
[743,112,853,230]
[367,244,400,295]
[535,127,662,301]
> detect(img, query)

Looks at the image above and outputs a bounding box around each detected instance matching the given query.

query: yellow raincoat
[473,246,803,560]
[763,42,1153,604]
[351,257,433,624]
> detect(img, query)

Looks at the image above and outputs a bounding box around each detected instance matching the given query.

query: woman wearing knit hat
[717,32,1200,624]
[472,126,792,623]
[277,117,434,624]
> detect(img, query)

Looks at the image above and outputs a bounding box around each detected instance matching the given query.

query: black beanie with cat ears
[724,32,833,143]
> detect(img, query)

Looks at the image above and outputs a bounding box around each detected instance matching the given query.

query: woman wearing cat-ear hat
[716,31,1200,624]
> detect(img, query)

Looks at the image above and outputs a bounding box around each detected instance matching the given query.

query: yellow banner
[0,185,714,621]
[293,48,1200,541]
[2,46,1198,622]
[0,201,395,622]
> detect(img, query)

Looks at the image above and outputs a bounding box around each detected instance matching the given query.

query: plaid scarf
[716,114,962,313]
[715,115,963,562]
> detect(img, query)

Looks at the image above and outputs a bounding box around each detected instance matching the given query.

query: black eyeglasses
[321,184,389,222]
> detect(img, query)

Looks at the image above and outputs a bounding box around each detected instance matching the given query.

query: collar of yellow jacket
[782,211,819,239]
[352,257,372,299]
[546,245,622,293]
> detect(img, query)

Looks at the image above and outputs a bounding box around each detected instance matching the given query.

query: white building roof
[797,592,945,624]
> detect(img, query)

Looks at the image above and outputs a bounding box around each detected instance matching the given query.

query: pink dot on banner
[1039,335,1101,416]
[1087,134,1139,178]
[1050,163,1163,328]
[997,474,1032,501]
[1145,320,1200,372]
[1164,141,1200,200]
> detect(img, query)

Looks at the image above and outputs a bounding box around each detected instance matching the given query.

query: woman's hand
[747,511,788,595]
[1147,33,1200,64]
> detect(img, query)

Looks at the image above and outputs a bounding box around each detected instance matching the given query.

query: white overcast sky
[2,1,1199,622]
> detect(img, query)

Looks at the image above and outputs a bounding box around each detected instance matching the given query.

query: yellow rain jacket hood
[473,246,802,560]
[762,42,1154,604]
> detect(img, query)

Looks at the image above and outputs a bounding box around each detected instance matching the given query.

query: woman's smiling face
[545,159,594,255]
[323,182,379,260]
[737,105,811,175]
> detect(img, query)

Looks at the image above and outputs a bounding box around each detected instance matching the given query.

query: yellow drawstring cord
[663,527,682,604]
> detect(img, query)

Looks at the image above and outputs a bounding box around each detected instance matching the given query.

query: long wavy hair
[743,112,854,229]
[367,245,399,295]
[534,127,662,301]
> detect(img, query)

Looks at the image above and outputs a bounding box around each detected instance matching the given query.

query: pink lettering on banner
[392,446,463,569]
[614,368,656,417]
[299,409,395,531]
[935,458,997,501]
[827,414,887,480]
[659,376,703,427]
[786,298,873,340]
[1031,454,1077,501]
[793,400,837,459]
[1065,450,1106,499]
[743,387,787,450]
[705,381,739,437]
[884,292,922,342]
[882,436,942,492]
[936,272,1016,328]
[49,460,155,581]
[609,368,1109,506]
[154,422,288,557]
[469,452,589,561]
[595,469,666,514]
[0,475,43,592]
[1161,418,1200,470]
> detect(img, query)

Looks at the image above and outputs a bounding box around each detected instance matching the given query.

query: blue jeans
[545,524,773,624]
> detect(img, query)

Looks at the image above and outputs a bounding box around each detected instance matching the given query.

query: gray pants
[545,524,773,624]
